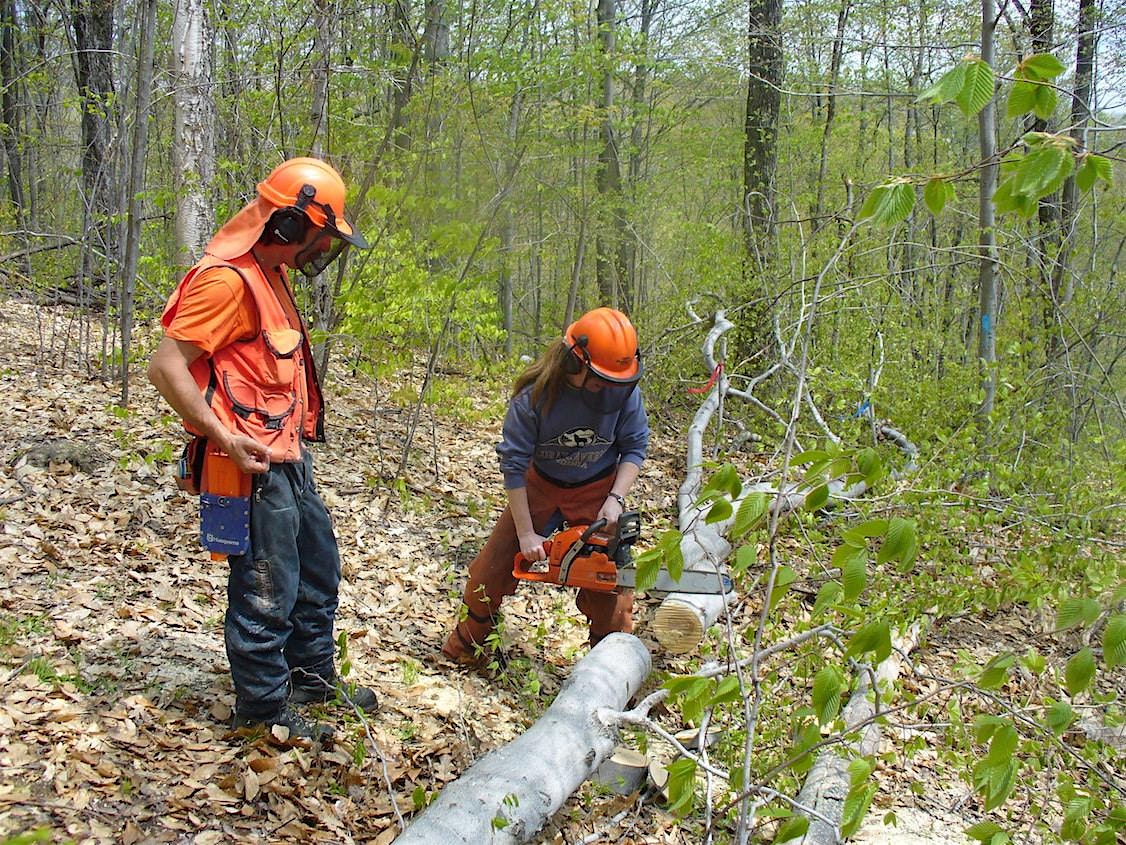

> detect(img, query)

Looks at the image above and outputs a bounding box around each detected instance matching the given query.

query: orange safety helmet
[564,307,643,384]
[204,157,368,261]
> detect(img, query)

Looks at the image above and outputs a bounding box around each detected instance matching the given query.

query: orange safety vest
[161,254,325,462]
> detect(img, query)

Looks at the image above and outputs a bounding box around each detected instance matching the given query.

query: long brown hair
[513,340,572,412]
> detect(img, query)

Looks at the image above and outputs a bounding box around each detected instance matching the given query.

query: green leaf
[733,544,758,575]
[812,666,843,726]
[880,518,918,571]
[965,821,1005,842]
[769,565,798,610]
[665,758,697,816]
[708,674,743,706]
[1076,159,1097,192]
[841,552,867,603]
[1032,83,1057,120]
[791,449,829,466]
[663,532,685,581]
[813,581,841,617]
[704,497,733,524]
[633,547,661,593]
[1064,647,1096,696]
[856,448,883,484]
[985,723,1019,765]
[840,782,879,837]
[1044,701,1075,735]
[805,483,830,512]
[956,60,995,116]
[863,181,916,226]
[846,621,891,662]
[733,492,769,538]
[923,177,953,215]
[789,721,822,775]
[978,652,1015,690]
[701,463,742,499]
[918,62,966,105]
[972,713,1008,744]
[1103,614,1126,669]
[1006,80,1038,118]
[1056,597,1101,631]
[1022,53,1066,80]
[843,519,888,547]
[774,815,810,843]
[1014,146,1072,199]
[1021,650,1046,675]
[1088,154,1113,184]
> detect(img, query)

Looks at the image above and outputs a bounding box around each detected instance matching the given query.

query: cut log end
[651,599,707,654]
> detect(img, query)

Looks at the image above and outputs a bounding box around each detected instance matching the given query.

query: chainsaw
[513,510,732,595]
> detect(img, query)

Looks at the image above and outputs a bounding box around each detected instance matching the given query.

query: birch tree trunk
[394,634,651,845]
[171,0,215,268]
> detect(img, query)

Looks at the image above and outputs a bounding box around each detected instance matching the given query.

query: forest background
[0,0,1123,843]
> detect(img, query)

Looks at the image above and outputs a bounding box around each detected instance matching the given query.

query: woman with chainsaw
[441,307,649,668]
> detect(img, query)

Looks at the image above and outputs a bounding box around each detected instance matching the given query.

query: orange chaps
[441,466,634,662]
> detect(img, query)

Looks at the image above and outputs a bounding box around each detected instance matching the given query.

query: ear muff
[265,183,317,245]
[564,335,590,375]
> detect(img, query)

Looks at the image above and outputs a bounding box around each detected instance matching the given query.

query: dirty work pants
[442,465,634,661]
[225,451,341,718]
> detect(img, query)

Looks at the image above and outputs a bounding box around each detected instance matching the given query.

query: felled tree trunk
[652,309,917,654]
[394,634,651,845]
[795,623,922,844]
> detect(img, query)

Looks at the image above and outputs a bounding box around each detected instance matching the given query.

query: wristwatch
[607,492,626,507]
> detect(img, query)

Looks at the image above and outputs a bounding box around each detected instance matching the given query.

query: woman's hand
[597,493,624,530]
[519,531,548,562]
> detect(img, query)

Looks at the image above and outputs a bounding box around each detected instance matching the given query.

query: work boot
[232,704,334,742]
[290,676,379,712]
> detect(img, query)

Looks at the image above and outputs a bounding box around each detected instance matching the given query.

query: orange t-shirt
[164,266,257,355]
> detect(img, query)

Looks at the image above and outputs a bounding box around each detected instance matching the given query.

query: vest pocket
[222,371,297,430]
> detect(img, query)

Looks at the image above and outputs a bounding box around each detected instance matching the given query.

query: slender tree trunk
[171,0,215,269]
[595,0,623,308]
[976,0,998,419]
[389,0,414,152]
[71,0,117,326]
[119,0,157,406]
[743,0,782,258]
[813,0,850,219]
[0,0,24,215]
[1049,0,1097,319]
[309,0,333,374]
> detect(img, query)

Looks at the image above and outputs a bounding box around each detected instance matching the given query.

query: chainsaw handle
[577,518,607,544]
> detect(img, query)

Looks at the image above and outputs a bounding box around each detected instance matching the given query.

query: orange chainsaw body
[512,523,622,592]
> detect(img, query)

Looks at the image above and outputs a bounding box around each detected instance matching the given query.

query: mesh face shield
[293,236,348,277]
[577,372,639,413]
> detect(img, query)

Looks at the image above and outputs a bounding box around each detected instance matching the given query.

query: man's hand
[226,434,271,474]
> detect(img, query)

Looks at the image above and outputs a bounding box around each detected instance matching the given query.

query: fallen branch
[394,633,651,844]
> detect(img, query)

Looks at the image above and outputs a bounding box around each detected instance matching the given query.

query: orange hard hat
[564,307,643,383]
[204,157,368,260]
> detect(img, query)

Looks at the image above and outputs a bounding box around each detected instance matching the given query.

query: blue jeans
[225,450,341,717]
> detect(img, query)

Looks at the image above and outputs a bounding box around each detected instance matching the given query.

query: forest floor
[0,301,1119,845]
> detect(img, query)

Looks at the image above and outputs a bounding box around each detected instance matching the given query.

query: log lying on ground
[795,622,922,844]
[394,634,652,845]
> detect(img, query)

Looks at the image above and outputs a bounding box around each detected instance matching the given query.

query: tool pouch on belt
[199,448,252,557]
[175,436,207,495]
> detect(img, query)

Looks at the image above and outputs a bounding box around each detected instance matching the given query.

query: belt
[532,462,615,489]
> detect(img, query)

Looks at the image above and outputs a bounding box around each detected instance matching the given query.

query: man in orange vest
[149,158,376,741]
